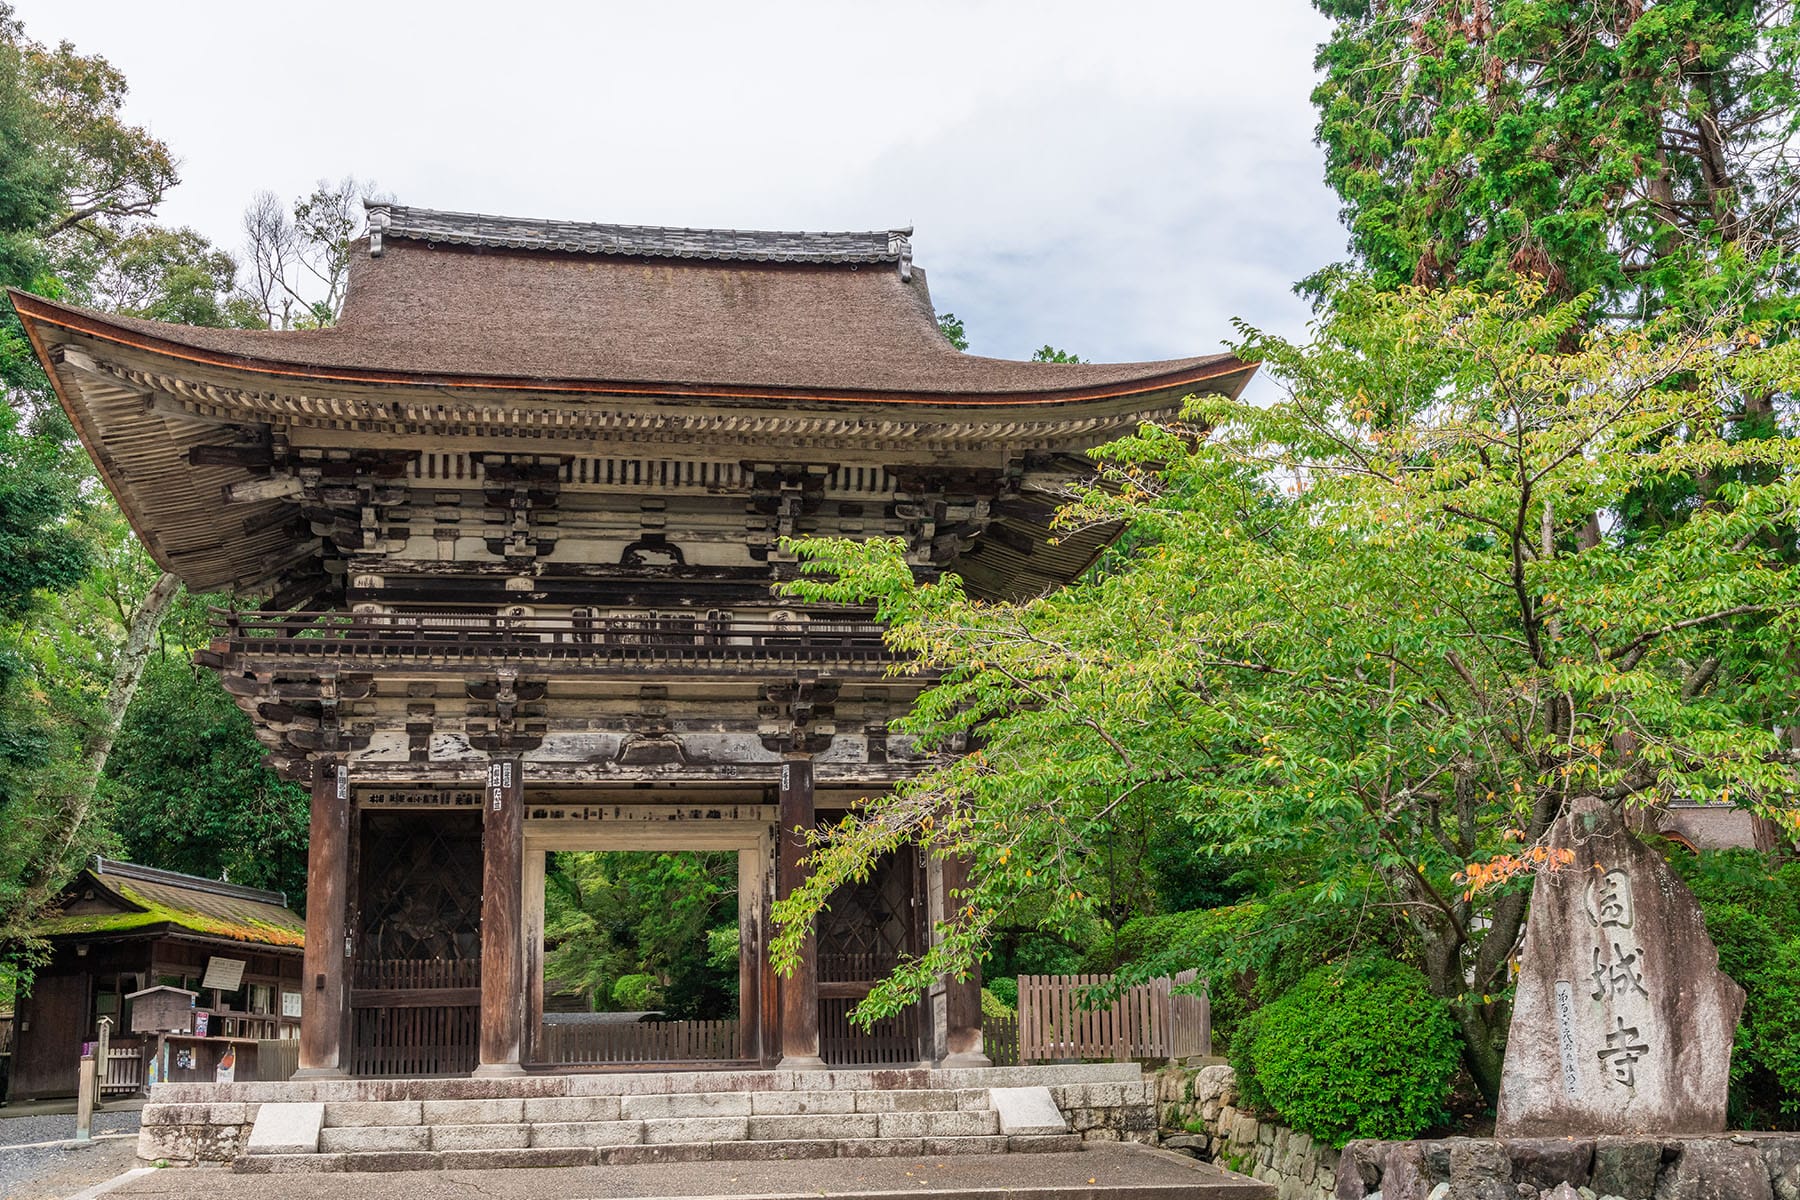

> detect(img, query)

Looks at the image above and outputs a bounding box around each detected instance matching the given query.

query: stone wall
[1154,1063,1800,1200]
[1155,1062,1338,1199]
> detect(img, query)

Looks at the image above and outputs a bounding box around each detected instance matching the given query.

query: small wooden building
[10,206,1254,1078]
[6,858,303,1100]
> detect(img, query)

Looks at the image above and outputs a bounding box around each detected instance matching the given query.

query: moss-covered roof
[36,860,304,949]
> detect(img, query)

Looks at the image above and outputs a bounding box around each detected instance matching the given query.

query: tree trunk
[83,571,182,782]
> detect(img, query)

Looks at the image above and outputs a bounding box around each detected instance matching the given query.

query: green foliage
[102,653,310,904]
[776,281,1800,1103]
[1311,0,1800,318]
[544,851,738,1019]
[986,976,1018,1010]
[1675,848,1800,931]
[935,311,968,351]
[1742,937,1800,1121]
[1030,346,1081,363]
[1231,958,1459,1146]
[980,986,1014,1020]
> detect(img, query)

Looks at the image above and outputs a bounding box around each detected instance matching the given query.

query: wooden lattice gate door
[350,811,483,1076]
[816,847,928,1066]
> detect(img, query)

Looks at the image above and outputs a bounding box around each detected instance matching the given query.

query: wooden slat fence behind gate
[539,1019,740,1065]
[1016,970,1209,1063]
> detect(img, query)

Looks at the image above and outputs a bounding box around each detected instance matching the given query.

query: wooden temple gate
[15,200,1256,1082]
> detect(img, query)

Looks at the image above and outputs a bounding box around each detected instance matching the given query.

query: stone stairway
[140,1064,1159,1173]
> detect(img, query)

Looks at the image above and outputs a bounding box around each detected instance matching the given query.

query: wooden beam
[295,759,349,1078]
[776,755,825,1070]
[474,758,526,1077]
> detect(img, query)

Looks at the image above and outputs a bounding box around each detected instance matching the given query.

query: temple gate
[11,204,1254,1078]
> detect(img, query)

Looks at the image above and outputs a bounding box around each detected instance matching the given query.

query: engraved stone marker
[1495,795,1744,1136]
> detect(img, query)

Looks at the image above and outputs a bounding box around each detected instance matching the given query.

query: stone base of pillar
[470,1062,528,1079]
[290,1067,349,1081]
[776,1054,829,1071]
[938,1051,993,1068]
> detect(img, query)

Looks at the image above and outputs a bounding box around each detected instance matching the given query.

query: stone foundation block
[339,1151,442,1172]
[1657,1140,1773,1200]
[622,1091,752,1120]
[1506,1137,1595,1190]
[323,1101,422,1128]
[419,1098,524,1125]
[852,1089,955,1113]
[875,1109,998,1138]
[440,1147,596,1170]
[838,1137,925,1158]
[1008,1134,1085,1153]
[750,1090,857,1115]
[641,1116,749,1144]
[522,1095,623,1124]
[1591,1136,1662,1199]
[231,1153,346,1174]
[528,1120,644,1148]
[600,1142,717,1165]
[712,1138,837,1161]
[925,1135,1009,1155]
[318,1126,431,1153]
[429,1123,530,1151]
[749,1113,879,1141]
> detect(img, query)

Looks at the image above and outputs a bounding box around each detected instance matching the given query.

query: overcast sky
[22,1,1345,377]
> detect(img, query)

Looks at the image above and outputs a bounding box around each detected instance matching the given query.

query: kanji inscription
[1495,796,1745,1136]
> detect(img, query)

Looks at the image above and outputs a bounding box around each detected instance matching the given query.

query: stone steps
[140,1064,1158,1171]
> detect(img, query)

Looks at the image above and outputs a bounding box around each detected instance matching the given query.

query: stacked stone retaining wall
[1155,1062,1800,1200]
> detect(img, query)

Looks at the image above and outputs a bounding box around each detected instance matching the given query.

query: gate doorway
[817,847,929,1067]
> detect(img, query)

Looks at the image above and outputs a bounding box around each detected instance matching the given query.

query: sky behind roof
[23,2,1345,385]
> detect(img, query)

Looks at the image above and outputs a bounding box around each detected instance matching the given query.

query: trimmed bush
[980,986,1015,1020]
[1231,957,1459,1146]
[986,976,1019,1010]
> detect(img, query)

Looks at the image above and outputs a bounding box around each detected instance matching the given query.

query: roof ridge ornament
[890,229,913,282]
[367,203,392,258]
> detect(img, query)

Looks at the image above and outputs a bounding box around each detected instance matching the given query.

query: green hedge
[1230,958,1459,1147]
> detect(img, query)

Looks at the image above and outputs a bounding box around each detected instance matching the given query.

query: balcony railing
[208,609,902,672]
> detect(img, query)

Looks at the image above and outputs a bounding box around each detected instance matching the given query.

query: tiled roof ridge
[92,855,287,909]
[367,202,914,268]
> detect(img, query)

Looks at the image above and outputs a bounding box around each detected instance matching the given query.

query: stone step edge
[235,1134,1088,1173]
[155,1063,1145,1106]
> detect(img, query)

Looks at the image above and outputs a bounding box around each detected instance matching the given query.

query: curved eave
[9,290,1257,410]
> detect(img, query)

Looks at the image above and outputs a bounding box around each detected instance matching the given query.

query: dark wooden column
[777,754,826,1070]
[295,758,349,1078]
[939,852,991,1067]
[475,758,526,1077]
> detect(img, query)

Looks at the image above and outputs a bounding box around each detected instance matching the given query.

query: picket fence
[1015,970,1209,1063]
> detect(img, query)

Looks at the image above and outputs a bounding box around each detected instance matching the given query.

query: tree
[543,851,739,1018]
[235,176,386,329]
[774,281,1800,1101]
[1311,0,1800,317]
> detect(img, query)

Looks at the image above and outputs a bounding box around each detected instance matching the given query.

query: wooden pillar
[295,759,349,1078]
[737,843,764,1062]
[522,849,546,1067]
[939,852,991,1067]
[474,758,526,1077]
[777,755,826,1070]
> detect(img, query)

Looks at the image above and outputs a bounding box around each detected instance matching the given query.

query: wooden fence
[538,1018,739,1065]
[1016,970,1209,1063]
[982,1014,1021,1067]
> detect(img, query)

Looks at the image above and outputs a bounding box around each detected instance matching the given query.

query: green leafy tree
[775,282,1800,1101]
[544,851,739,1019]
[1311,0,1800,316]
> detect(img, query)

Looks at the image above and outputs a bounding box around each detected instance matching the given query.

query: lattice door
[817,848,927,1065]
[351,811,482,1076]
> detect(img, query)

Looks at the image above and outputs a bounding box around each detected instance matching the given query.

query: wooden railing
[982,1014,1021,1067]
[1016,970,1209,1063]
[101,1039,144,1094]
[537,1018,739,1065]
[209,609,900,672]
[819,998,924,1067]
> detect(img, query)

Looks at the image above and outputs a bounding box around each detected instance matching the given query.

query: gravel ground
[0,1111,141,1200]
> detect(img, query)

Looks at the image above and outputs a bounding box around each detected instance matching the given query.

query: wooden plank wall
[1016,971,1210,1063]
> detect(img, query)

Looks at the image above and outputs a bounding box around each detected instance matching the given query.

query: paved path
[102,1143,1269,1199]
[0,1109,142,1200]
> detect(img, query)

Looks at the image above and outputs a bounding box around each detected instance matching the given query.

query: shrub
[986,976,1019,1010]
[1231,957,1459,1146]
[1746,939,1800,1119]
[980,986,1015,1020]
[611,973,662,1010]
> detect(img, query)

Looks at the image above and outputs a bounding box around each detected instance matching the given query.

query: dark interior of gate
[818,849,928,1066]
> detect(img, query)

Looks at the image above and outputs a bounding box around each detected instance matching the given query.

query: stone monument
[1495,795,1745,1136]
